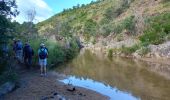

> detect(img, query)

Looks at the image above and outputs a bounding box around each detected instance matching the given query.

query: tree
[0,0,19,74]
[26,8,36,23]
[24,8,37,40]
[0,0,19,49]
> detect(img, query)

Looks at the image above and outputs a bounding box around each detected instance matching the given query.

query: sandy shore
[2,69,108,100]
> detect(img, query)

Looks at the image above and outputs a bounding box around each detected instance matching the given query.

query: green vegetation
[0,0,170,85]
[37,0,136,39]
[0,0,81,85]
[137,46,150,56]
[84,19,97,36]
[104,0,134,20]
[113,16,135,34]
[108,49,113,58]
[120,44,140,55]
[140,12,170,45]
[0,0,19,84]
[29,37,79,68]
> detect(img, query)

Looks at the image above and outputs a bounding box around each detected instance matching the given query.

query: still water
[56,50,170,100]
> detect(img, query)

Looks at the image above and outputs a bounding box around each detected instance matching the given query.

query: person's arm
[45,49,48,58]
[46,47,49,54]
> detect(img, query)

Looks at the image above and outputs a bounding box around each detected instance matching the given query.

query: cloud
[14,0,54,23]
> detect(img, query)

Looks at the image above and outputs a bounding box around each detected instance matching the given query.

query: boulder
[132,52,141,58]
[0,82,15,97]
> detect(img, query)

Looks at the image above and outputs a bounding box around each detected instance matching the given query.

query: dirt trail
[2,65,108,100]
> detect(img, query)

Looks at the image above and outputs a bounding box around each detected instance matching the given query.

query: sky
[14,0,96,23]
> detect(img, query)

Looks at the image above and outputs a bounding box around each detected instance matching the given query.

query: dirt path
[2,67,108,100]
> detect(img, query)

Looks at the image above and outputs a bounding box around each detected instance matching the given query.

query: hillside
[37,0,170,58]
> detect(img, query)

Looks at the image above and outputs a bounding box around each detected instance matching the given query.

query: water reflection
[56,50,170,100]
[60,76,140,100]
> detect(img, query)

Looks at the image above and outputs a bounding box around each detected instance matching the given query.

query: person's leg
[28,57,32,69]
[44,65,46,76]
[39,59,43,76]
[41,66,43,75]
[20,50,23,62]
[17,50,22,62]
[44,59,47,76]
[16,50,19,59]
[24,57,28,68]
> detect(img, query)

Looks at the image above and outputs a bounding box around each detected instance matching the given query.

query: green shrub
[99,24,113,37]
[112,16,135,34]
[29,37,79,67]
[84,19,97,36]
[104,0,134,20]
[140,12,170,45]
[116,33,124,41]
[49,44,66,65]
[92,38,96,45]
[108,49,113,58]
[121,44,140,55]
[138,46,150,56]
[65,39,79,60]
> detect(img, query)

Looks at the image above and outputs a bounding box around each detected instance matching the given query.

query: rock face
[148,41,170,59]
[0,82,15,97]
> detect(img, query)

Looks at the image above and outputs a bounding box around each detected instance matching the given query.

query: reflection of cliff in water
[56,50,170,100]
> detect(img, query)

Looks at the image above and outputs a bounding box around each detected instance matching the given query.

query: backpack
[25,46,33,57]
[16,42,22,50]
[39,48,47,59]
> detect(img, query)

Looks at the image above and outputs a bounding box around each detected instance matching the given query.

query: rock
[53,92,58,96]
[132,52,141,58]
[79,93,83,96]
[57,95,66,100]
[67,85,76,92]
[41,97,49,100]
[145,53,151,58]
[50,96,54,99]
[0,82,16,97]
[155,52,161,59]
[148,42,170,58]
[120,53,125,57]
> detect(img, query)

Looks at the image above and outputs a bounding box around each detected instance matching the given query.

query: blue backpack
[39,48,47,59]
[16,42,22,50]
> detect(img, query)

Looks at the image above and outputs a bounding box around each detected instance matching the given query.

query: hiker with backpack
[16,39,23,62]
[38,43,48,76]
[23,42,34,69]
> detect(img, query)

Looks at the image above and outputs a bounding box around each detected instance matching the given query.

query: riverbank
[82,47,170,80]
[1,68,108,100]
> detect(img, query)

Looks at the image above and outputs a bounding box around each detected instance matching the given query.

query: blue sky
[44,0,96,13]
[14,0,96,23]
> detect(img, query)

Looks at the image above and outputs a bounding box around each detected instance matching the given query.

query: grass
[120,44,140,55]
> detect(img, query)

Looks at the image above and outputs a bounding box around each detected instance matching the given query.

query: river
[55,49,170,100]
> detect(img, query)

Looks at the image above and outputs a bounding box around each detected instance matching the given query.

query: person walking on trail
[16,39,23,62]
[23,42,34,69]
[38,43,48,76]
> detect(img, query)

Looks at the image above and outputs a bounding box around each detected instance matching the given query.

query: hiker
[23,42,34,69]
[16,39,23,62]
[38,43,48,76]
